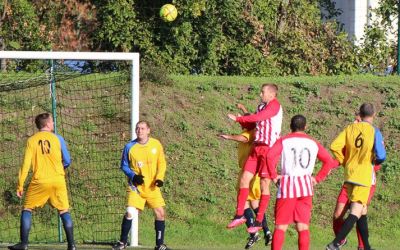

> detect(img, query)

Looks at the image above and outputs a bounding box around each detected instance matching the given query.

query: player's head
[354,111,361,123]
[359,103,375,119]
[135,120,151,141]
[35,113,54,131]
[290,115,306,132]
[260,83,278,103]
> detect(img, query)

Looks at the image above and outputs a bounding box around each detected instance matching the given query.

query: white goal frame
[0,51,140,247]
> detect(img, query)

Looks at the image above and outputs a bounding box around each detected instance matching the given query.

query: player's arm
[237,103,249,114]
[373,128,386,164]
[155,143,167,186]
[330,129,347,165]
[315,142,339,183]
[266,138,283,180]
[219,134,249,143]
[17,140,33,195]
[120,143,135,180]
[56,134,71,168]
[235,100,281,123]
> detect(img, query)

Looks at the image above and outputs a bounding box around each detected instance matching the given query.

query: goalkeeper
[8,113,75,250]
[113,121,169,250]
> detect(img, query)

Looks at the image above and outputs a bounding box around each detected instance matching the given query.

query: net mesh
[0,62,131,244]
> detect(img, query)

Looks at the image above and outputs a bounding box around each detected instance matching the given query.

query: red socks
[298,230,310,250]
[236,188,249,216]
[333,217,344,235]
[272,229,285,250]
[256,194,270,222]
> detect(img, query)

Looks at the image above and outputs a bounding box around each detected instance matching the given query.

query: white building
[327,0,397,43]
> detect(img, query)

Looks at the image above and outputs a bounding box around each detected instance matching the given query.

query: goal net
[0,51,140,246]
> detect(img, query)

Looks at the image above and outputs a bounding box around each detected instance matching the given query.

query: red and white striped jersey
[267,133,336,198]
[236,98,282,146]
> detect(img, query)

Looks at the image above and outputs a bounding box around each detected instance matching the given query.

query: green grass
[1,73,400,248]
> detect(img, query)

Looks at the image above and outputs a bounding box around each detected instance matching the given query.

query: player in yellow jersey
[113,121,169,250]
[220,104,272,249]
[8,113,75,250]
[326,103,386,250]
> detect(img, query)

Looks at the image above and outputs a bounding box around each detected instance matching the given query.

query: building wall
[330,0,397,43]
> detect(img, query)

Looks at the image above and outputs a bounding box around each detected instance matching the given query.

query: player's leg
[8,209,32,250]
[271,197,296,250]
[148,189,169,250]
[357,185,375,250]
[50,181,76,250]
[272,224,288,250]
[244,201,260,249]
[9,184,49,250]
[294,196,313,250]
[113,190,145,250]
[227,170,255,228]
[327,184,370,250]
[356,206,370,250]
[332,184,350,247]
[250,199,272,246]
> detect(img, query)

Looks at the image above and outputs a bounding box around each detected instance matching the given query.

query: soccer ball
[160,4,178,22]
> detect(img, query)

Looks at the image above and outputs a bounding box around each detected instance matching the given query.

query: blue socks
[60,212,75,246]
[244,208,255,237]
[155,220,165,246]
[20,210,32,244]
[120,216,132,244]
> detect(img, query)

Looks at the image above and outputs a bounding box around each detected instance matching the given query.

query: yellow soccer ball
[160,4,178,22]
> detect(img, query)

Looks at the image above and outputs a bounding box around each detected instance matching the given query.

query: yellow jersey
[238,129,255,169]
[331,121,386,186]
[121,137,167,194]
[18,131,71,192]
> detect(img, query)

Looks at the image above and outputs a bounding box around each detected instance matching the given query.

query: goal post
[0,51,140,247]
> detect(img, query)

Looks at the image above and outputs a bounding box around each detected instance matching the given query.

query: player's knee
[125,207,136,220]
[154,208,165,220]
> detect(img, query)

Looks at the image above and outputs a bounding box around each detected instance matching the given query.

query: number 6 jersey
[267,132,336,199]
[330,121,386,187]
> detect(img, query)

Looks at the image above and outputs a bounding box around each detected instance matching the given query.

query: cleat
[227,216,247,229]
[247,221,263,234]
[68,244,77,250]
[154,244,171,250]
[338,238,347,248]
[264,231,272,246]
[8,243,28,250]
[112,241,127,250]
[326,242,340,250]
[245,232,261,249]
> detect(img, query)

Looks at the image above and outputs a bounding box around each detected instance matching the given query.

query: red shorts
[336,184,376,205]
[243,144,270,178]
[275,196,313,225]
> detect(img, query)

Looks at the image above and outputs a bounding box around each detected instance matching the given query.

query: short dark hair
[359,103,375,118]
[136,120,150,129]
[35,113,51,129]
[290,115,306,132]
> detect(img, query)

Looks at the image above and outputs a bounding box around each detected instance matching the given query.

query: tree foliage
[0,0,397,75]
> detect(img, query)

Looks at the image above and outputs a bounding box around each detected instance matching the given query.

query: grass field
[1,74,400,249]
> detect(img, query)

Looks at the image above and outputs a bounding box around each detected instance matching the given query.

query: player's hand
[227,114,237,121]
[273,175,282,188]
[131,174,144,186]
[311,176,317,186]
[219,134,230,140]
[237,103,248,113]
[155,180,164,187]
[17,190,23,198]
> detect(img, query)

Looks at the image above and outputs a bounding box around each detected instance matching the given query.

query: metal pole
[50,59,63,243]
[397,0,400,74]
[129,56,140,247]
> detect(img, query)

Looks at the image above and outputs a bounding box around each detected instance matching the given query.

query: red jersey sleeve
[315,142,338,183]
[236,99,280,123]
[266,138,283,179]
